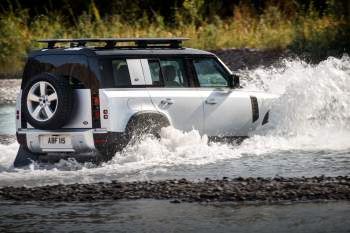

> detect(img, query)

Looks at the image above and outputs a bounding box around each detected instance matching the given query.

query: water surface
[0,104,15,134]
[0,200,349,233]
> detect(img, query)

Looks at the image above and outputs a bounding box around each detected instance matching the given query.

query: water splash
[242,55,350,151]
[244,55,350,135]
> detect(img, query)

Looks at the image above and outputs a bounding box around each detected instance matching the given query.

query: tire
[21,73,73,130]
[126,113,170,144]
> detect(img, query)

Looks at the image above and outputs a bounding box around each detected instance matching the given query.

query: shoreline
[1,176,349,203]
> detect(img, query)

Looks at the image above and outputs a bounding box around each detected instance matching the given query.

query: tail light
[92,93,101,128]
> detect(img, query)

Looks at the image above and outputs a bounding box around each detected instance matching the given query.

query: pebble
[0,176,349,203]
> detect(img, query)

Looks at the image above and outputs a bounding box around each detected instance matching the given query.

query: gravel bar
[1,176,349,203]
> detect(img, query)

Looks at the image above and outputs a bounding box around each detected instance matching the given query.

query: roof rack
[37,38,189,49]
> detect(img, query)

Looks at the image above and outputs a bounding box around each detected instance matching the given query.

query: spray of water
[0,56,349,186]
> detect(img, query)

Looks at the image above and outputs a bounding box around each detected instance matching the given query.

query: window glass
[148,60,162,86]
[148,59,189,87]
[193,59,229,87]
[160,60,188,87]
[29,55,90,89]
[99,59,131,88]
[111,60,131,87]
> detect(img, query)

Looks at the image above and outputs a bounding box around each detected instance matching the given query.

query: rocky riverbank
[1,176,349,203]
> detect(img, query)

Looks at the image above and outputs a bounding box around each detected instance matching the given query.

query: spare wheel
[21,73,74,130]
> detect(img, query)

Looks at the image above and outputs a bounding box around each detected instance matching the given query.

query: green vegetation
[0,0,349,73]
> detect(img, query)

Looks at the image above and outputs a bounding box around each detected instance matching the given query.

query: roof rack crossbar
[37,38,188,49]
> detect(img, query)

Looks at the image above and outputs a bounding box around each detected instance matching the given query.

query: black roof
[30,38,215,57]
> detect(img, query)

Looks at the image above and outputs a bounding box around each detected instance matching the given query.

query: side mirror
[229,74,240,88]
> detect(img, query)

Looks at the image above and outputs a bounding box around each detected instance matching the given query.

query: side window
[193,58,229,87]
[148,59,189,87]
[111,60,131,87]
[148,60,162,86]
[99,59,131,88]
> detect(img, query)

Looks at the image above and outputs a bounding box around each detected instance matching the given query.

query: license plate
[40,135,72,148]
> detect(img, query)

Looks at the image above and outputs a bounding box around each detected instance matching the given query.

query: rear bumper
[16,128,114,153]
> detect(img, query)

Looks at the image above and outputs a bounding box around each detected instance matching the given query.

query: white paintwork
[147,88,205,133]
[140,59,153,85]
[127,59,147,85]
[99,86,277,136]
[202,88,252,136]
[99,88,156,132]
[64,89,92,128]
[20,128,104,153]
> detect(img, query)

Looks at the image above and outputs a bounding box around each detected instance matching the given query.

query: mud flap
[13,145,39,167]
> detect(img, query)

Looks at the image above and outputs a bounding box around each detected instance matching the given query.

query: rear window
[24,55,90,89]
[99,59,132,88]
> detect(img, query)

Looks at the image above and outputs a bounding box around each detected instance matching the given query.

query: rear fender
[125,111,171,134]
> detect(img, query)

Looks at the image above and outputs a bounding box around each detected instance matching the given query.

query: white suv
[14,38,276,167]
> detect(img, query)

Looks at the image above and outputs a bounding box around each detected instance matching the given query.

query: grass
[0,2,349,74]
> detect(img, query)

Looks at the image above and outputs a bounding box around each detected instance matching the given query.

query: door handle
[205,99,217,105]
[160,98,174,105]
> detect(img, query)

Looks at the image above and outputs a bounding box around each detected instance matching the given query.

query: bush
[0,1,348,73]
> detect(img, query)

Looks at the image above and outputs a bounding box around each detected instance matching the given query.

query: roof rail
[37,38,189,49]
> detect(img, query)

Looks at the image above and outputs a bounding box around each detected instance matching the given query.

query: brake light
[92,93,100,123]
[94,110,100,120]
[92,95,100,106]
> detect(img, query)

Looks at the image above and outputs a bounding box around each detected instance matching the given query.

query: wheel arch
[125,110,171,133]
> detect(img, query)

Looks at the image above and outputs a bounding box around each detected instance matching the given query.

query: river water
[0,200,349,233]
[0,57,350,232]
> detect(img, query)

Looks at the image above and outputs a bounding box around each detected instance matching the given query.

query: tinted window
[99,59,131,87]
[148,59,189,87]
[148,60,162,86]
[23,55,90,89]
[193,58,229,87]
[112,60,131,87]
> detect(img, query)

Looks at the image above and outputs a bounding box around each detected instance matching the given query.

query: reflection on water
[0,105,15,134]
[0,200,349,233]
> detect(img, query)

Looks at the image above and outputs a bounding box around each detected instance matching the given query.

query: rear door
[98,58,156,132]
[192,58,252,136]
[143,58,204,133]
